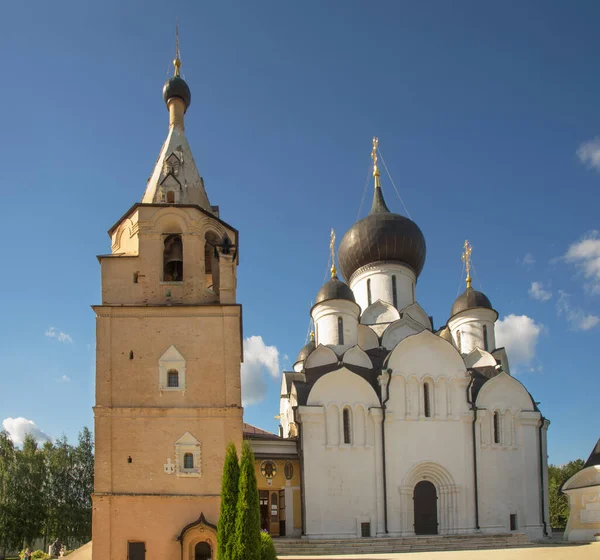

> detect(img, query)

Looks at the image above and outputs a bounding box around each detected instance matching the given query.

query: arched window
[205,231,220,294]
[483,325,489,351]
[456,330,462,352]
[337,316,344,345]
[167,369,179,388]
[423,382,431,418]
[184,452,194,469]
[163,234,183,281]
[343,407,352,444]
[367,279,372,306]
[392,275,398,308]
[166,190,175,203]
[493,411,501,444]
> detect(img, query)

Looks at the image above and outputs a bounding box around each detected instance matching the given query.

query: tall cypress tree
[217,442,240,560]
[232,441,260,560]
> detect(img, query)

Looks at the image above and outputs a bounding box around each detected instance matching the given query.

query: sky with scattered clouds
[0,1,598,464]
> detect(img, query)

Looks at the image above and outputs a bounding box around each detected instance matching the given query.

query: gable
[381,316,425,350]
[307,368,380,408]
[475,371,535,410]
[465,348,497,369]
[304,344,338,369]
[361,300,401,325]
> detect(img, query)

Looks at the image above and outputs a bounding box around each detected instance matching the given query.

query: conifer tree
[217,442,240,560]
[232,441,260,560]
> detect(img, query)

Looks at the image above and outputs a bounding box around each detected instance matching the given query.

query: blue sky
[0,0,598,465]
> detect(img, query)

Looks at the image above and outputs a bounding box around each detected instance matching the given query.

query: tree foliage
[217,442,240,560]
[548,459,585,529]
[232,441,261,560]
[0,428,94,554]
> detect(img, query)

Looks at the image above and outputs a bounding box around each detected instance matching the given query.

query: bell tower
[92,41,243,560]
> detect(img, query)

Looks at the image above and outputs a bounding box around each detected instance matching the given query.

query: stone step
[275,533,530,556]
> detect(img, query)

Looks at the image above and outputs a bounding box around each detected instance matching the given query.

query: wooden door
[259,490,269,532]
[414,481,438,535]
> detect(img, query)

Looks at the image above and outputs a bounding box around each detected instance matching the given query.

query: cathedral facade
[279,141,550,540]
[92,55,242,560]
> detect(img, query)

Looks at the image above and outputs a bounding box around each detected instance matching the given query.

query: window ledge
[159,386,186,392]
[160,281,184,285]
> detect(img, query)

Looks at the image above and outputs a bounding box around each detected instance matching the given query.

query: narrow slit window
[493,411,501,444]
[423,383,431,418]
[367,279,372,306]
[392,275,398,308]
[483,325,489,351]
[456,330,462,352]
[337,316,344,345]
[167,369,179,388]
[343,408,351,444]
[184,453,194,469]
[133,272,139,284]
[166,190,175,203]
[129,350,134,360]
[510,513,517,531]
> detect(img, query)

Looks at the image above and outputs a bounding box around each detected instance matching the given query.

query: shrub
[260,531,278,560]
[31,552,50,560]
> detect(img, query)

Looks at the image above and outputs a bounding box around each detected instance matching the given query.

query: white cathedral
[279,139,550,540]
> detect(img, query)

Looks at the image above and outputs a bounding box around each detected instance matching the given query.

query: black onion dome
[451,287,493,318]
[296,340,316,364]
[315,275,356,305]
[163,76,191,112]
[338,186,426,282]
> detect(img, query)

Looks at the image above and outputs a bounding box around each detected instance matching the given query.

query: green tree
[71,427,94,545]
[8,435,47,549]
[548,459,585,528]
[0,430,15,555]
[217,442,240,560]
[232,441,260,560]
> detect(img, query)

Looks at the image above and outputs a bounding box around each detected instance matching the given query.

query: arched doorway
[194,542,212,560]
[414,480,438,535]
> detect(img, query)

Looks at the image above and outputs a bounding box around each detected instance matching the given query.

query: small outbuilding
[562,438,600,541]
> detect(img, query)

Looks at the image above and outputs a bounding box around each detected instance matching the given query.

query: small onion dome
[163,76,191,112]
[315,275,356,305]
[338,186,426,282]
[296,339,316,363]
[450,287,493,318]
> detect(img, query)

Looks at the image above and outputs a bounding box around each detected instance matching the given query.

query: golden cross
[330,228,337,277]
[174,23,181,77]
[462,239,472,289]
[372,137,381,188]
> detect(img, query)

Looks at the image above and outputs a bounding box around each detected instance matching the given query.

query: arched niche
[178,512,217,560]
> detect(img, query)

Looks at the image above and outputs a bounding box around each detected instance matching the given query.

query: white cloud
[496,314,543,366]
[58,375,71,383]
[2,417,52,445]
[577,138,600,171]
[564,231,600,295]
[556,291,599,331]
[519,253,536,268]
[528,281,552,302]
[241,336,280,406]
[45,326,73,344]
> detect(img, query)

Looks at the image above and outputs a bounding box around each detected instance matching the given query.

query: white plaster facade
[280,184,549,542]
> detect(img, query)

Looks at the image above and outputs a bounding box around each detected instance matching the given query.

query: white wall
[448,308,497,356]
[350,263,416,313]
[300,369,382,538]
[312,300,360,352]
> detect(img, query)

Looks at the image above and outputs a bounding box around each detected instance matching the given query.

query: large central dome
[338,184,426,282]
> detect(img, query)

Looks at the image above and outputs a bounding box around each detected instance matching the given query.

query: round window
[260,461,277,479]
